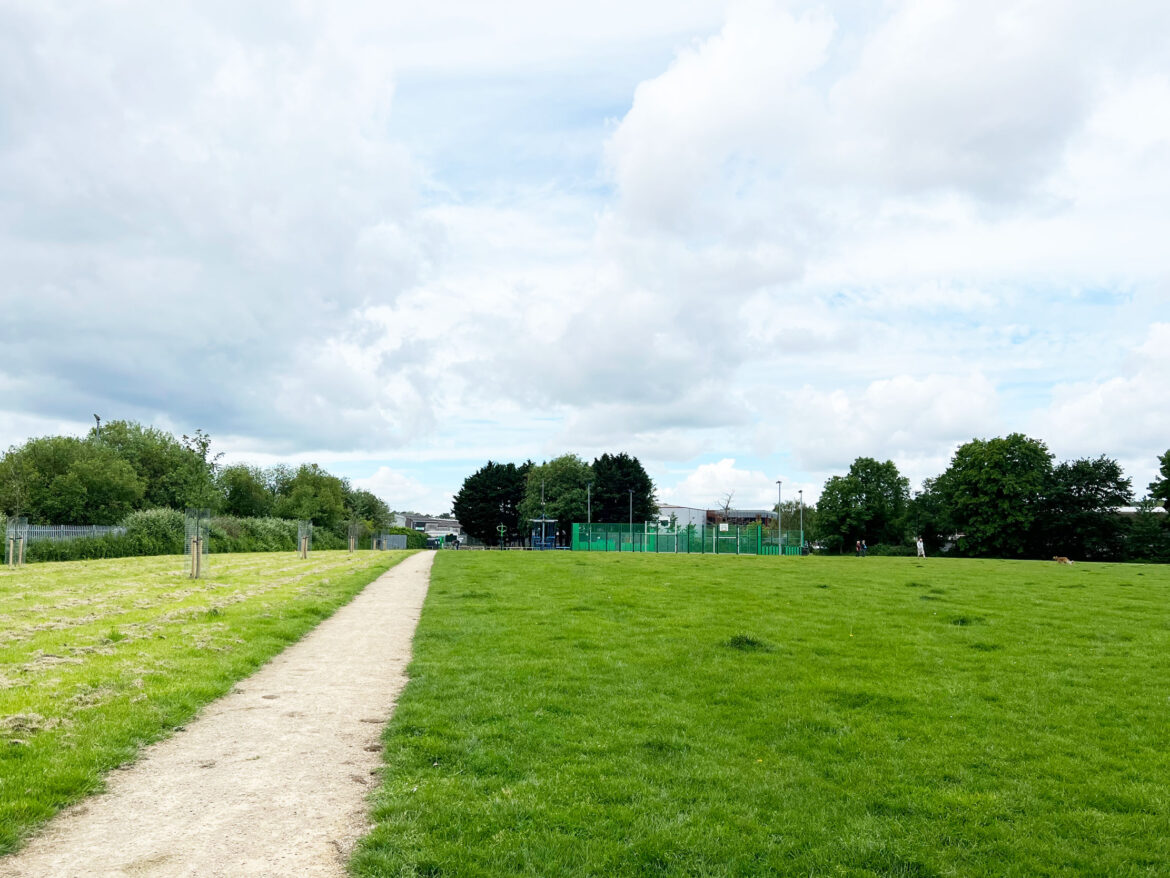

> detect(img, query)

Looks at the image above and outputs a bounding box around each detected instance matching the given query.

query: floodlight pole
[799,489,804,552]
[93,413,101,440]
[587,483,592,527]
[628,489,633,552]
[776,480,782,554]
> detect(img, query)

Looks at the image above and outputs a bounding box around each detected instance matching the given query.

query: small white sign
[719,523,729,532]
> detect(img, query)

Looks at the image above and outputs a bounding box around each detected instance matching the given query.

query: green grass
[353,553,1170,877]
[0,549,411,853]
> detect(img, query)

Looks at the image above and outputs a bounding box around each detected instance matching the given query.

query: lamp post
[628,488,634,553]
[587,483,592,527]
[93,414,101,440]
[776,480,782,553]
[798,489,804,551]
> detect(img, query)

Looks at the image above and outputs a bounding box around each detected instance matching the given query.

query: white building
[656,505,708,528]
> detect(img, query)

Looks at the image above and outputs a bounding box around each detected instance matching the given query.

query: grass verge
[353,552,1169,877]
[0,549,411,853]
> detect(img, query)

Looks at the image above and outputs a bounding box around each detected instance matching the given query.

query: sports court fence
[572,523,806,556]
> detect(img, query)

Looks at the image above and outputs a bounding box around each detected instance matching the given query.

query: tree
[452,460,532,545]
[218,464,275,518]
[1149,449,1170,508]
[0,436,143,524]
[346,488,393,532]
[817,457,910,551]
[518,455,593,545]
[272,464,348,532]
[1039,456,1132,560]
[933,433,1053,558]
[590,452,657,524]
[92,421,219,511]
[910,481,954,555]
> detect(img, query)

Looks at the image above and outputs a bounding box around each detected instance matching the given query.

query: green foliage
[518,455,594,544]
[385,527,428,550]
[1149,449,1170,508]
[589,452,657,524]
[817,457,910,551]
[346,489,393,532]
[1040,455,1133,560]
[92,420,217,511]
[1124,503,1170,562]
[452,460,533,544]
[217,464,275,518]
[272,464,348,533]
[932,433,1053,558]
[0,436,144,524]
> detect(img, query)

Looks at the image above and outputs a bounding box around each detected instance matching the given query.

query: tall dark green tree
[1149,449,1170,508]
[590,452,657,524]
[932,433,1053,557]
[518,455,593,544]
[817,457,910,551]
[1039,456,1132,560]
[452,460,532,544]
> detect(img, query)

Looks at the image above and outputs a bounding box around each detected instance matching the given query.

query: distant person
[861,540,868,557]
[855,540,861,557]
[916,536,926,558]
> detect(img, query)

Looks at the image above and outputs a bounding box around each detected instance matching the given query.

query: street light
[587,483,592,527]
[93,414,101,440]
[628,489,634,553]
[776,480,782,553]
[798,489,804,551]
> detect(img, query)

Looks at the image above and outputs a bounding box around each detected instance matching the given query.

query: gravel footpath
[1,550,435,878]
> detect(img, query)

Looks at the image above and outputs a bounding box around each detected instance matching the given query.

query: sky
[1,0,1168,515]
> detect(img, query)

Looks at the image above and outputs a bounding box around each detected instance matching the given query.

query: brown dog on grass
[1053,556,1074,565]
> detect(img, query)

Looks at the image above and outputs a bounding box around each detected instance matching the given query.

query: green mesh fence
[572,523,806,555]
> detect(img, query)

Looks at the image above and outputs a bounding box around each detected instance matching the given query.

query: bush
[386,527,428,550]
[866,543,916,557]
[124,508,185,554]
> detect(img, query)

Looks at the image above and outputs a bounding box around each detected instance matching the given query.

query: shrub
[866,543,916,557]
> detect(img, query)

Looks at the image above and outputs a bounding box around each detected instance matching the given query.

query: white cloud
[351,466,447,515]
[2,0,1169,512]
[1039,322,1170,468]
[785,372,1001,472]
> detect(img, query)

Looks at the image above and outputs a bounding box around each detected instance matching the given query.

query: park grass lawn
[0,549,410,853]
[353,552,1170,877]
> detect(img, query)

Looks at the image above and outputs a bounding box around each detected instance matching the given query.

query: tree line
[0,420,400,541]
[813,435,1170,561]
[453,453,656,545]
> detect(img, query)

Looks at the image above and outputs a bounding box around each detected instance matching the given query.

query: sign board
[719,523,729,532]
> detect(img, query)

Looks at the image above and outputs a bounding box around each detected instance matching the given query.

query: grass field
[0,549,410,853]
[353,553,1170,877]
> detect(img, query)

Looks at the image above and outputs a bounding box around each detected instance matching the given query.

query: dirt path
[1,551,435,878]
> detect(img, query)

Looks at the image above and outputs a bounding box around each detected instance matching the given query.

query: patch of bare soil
[0,551,435,878]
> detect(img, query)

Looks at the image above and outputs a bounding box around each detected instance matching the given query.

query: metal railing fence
[12,524,128,543]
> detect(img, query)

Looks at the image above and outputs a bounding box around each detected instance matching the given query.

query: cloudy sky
[2,0,1168,514]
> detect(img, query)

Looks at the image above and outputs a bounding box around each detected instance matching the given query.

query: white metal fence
[16,525,127,543]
